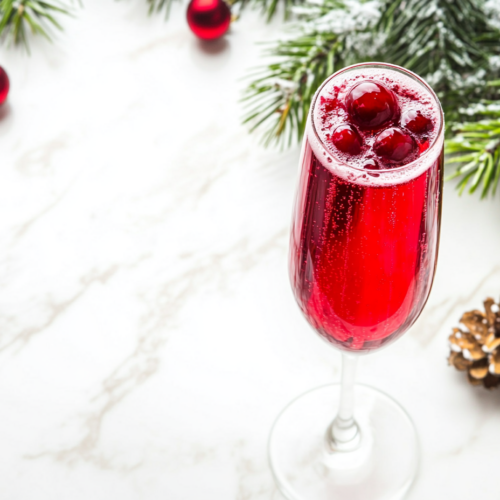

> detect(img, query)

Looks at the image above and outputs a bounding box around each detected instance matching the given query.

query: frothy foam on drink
[307,66,444,187]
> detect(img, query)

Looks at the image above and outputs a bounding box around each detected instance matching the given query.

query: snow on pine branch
[485,0,500,30]
[292,0,381,34]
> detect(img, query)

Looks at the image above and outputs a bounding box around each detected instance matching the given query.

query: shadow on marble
[469,383,500,408]
[189,37,231,70]
[196,37,229,55]
[0,102,13,132]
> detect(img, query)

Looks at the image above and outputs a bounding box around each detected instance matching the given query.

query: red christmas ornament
[0,67,9,106]
[187,0,231,41]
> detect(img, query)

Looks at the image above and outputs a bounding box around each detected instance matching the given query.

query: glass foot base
[269,384,419,500]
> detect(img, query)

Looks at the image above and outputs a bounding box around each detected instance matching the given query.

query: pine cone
[448,297,500,389]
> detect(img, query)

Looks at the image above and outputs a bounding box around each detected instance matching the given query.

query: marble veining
[0,1,499,499]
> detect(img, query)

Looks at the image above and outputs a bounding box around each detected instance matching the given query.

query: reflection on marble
[0,1,500,498]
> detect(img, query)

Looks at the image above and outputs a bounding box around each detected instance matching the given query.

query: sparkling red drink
[290,65,444,352]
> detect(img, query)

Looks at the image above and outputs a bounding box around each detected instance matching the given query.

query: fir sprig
[0,0,73,49]
[445,106,500,198]
[243,31,347,147]
[147,0,173,16]
[244,0,500,196]
[147,0,307,20]
[233,0,308,21]
[377,0,500,123]
[242,0,375,146]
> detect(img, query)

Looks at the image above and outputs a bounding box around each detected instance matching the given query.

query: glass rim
[309,62,445,175]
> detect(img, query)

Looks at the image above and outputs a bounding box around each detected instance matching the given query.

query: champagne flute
[269,63,444,500]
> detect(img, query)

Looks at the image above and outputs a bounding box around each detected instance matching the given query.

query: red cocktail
[270,64,444,500]
[290,69,442,352]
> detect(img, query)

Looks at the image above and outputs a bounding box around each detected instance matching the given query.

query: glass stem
[327,353,361,452]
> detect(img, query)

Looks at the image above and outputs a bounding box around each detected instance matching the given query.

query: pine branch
[242,0,377,145]
[242,31,348,146]
[445,105,500,198]
[377,0,500,122]
[0,0,73,49]
[147,0,309,20]
[231,0,308,21]
[243,0,500,197]
[146,0,175,17]
[244,0,500,148]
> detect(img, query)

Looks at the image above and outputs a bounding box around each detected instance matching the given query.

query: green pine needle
[147,0,174,17]
[232,0,309,21]
[0,0,73,49]
[445,110,500,198]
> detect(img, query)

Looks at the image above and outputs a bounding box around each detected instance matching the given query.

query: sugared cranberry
[373,127,414,162]
[330,124,362,155]
[363,159,379,170]
[346,81,398,129]
[401,108,433,134]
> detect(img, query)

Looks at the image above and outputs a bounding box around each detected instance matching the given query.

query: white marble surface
[0,2,500,499]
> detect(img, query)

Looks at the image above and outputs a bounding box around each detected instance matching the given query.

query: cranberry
[330,124,362,155]
[401,108,433,134]
[373,127,414,162]
[346,81,398,129]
